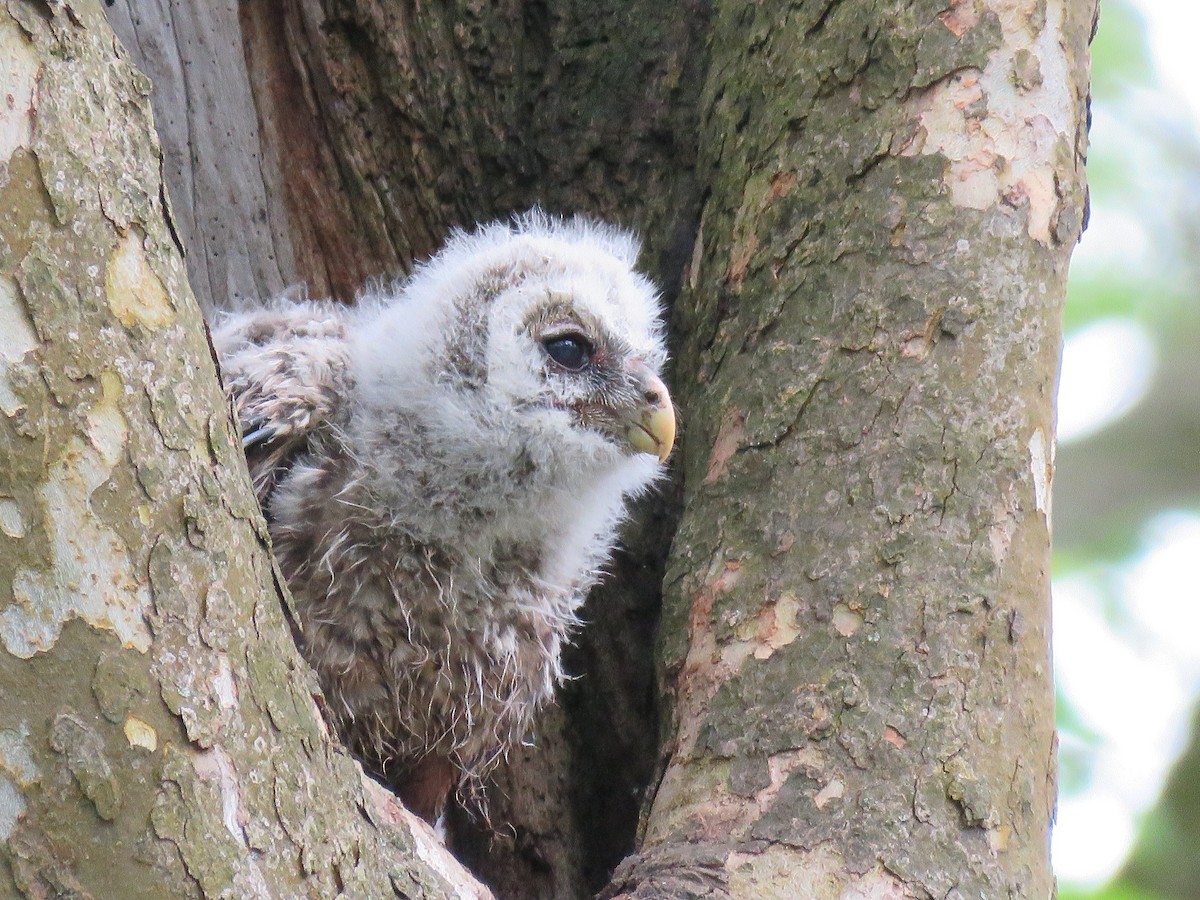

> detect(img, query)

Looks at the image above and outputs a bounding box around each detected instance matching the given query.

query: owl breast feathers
[212,212,675,822]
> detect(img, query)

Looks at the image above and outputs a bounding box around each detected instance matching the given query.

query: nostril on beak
[644,387,662,406]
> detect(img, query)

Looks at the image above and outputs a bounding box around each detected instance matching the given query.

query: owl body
[213,214,674,820]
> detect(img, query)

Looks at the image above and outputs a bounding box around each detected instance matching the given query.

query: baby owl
[212,212,675,822]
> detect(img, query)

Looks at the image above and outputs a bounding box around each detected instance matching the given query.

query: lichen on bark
[633,0,1092,896]
[0,2,489,896]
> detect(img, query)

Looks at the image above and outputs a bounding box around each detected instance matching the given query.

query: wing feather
[212,299,354,504]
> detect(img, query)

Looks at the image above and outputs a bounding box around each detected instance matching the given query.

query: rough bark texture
[109,2,706,896]
[0,3,490,896]
[107,0,707,312]
[622,0,1094,896]
[16,0,1091,896]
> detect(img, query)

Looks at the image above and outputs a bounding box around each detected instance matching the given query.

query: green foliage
[1091,0,1154,98]
[1060,884,1165,900]
[1055,3,1200,898]
[1062,273,1150,332]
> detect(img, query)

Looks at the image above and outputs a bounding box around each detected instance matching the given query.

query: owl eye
[542,333,593,371]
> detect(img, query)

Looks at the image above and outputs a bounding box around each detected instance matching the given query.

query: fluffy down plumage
[212,212,675,821]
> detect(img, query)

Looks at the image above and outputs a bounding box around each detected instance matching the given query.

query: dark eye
[542,334,593,371]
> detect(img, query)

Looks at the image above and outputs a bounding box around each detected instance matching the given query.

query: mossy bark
[33,0,1094,897]
[0,3,489,896]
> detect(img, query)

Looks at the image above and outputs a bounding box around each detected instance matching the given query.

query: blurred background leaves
[1055,1,1200,895]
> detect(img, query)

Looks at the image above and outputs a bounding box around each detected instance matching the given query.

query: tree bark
[615,1,1094,896]
[3,0,1094,896]
[0,3,488,896]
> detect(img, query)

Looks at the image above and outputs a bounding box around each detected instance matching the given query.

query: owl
[212,212,675,823]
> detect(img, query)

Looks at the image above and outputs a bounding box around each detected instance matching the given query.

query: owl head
[354,212,676,495]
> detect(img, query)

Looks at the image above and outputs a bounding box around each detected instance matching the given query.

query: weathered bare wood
[105,0,300,312]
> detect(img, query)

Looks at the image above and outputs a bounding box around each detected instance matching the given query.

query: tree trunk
[615,2,1094,895]
[2,0,1093,896]
[0,3,488,896]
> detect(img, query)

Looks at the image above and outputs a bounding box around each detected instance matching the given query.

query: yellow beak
[624,364,676,463]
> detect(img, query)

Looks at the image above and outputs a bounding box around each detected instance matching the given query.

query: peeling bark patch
[704,411,746,483]
[728,592,802,662]
[767,171,797,202]
[687,216,706,293]
[902,0,1075,244]
[1,376,152,658]
[726,844,908,898]
[0,775,23,840]
[0,726,38,842]
[989,822,1012,852]
[152,746,277,897]
[151,553,241,748]
[675,561,743,755]
[106,231,176,330]
[213,654,239,712]
[648,748,822,844]
[50,713,120,821]
[1012,49,1043,91]
[0,273,38,416]
[883,726,906,750]
[0,21,38,163]
[0,726,39,788]
[832,601,863,637]
[750,749,819,817]
[938,0,980,37]
[194,744,245,843]
[726,171,798,293]
[0,498,24,538]
[123,715,158,751]
[1027,428,1051,516]
[813,777,844,809]
[676,573,806,767]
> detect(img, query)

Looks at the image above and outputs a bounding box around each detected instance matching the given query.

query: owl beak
[624,362,676,463]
